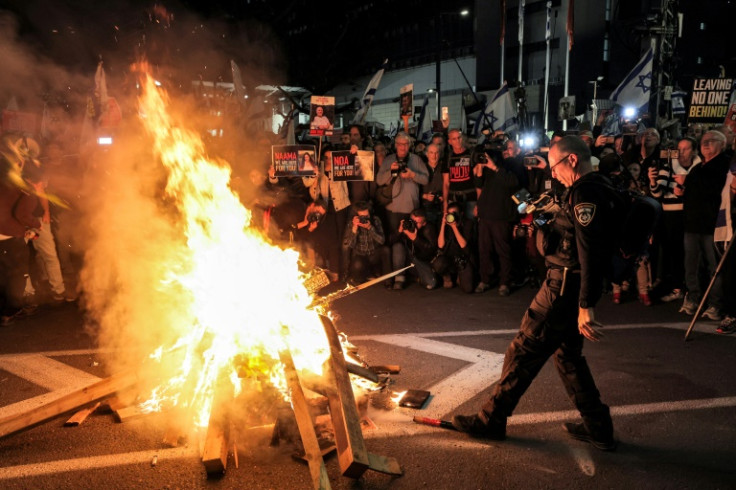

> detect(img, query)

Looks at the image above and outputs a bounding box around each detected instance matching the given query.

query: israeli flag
[475,82,518,136]
[610,47,654,110]
[352,59,388,124]
[414,94,432,143]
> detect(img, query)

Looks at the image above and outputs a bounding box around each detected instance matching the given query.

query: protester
[442,129,478,217]
[678,130,731,321]
[452,136,619,451]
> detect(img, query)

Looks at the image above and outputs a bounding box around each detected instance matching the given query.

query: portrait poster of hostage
[309,95,335,136]
[271,144,318,177]
[331,150,375,181]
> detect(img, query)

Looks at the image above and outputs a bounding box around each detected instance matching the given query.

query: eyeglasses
[550,153,572,172]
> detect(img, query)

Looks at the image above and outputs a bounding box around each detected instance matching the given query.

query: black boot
[563,422,617,451]
[452,412,506,440]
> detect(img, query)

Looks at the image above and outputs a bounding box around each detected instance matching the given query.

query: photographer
[376,131,429,246]
[433,202,476,293]
[342,201,391,286]
[392,208,438,290]
[292,199,340,282]
[474,150,521,296]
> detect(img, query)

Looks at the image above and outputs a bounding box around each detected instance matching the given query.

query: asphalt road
[1,283,734,489]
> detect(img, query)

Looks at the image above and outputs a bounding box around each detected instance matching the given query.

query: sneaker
[451,414,506,440]
[679,296,697,315]
[660,289,684,303]
[701,306,723,322]
[716,316,736,334]
[563,422,617,451]
[639,293,652,306]
[612,292,621,304]
[498,285,510,297]
[474,282,490,293]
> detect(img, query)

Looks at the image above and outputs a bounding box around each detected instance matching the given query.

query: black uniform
[479,172,619,441]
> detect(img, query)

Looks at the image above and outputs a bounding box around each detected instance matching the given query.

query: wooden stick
[280,349,331,490]
[0,369,139,439]
[319,315,371,478]
[64,402,100,427]
[201,383,232,475]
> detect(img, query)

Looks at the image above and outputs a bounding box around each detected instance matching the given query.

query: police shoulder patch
[574,202,596,226]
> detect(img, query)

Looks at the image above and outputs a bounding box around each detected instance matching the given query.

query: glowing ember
[133,69,331,428]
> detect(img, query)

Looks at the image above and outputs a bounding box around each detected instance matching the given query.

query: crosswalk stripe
[0,354,101,391]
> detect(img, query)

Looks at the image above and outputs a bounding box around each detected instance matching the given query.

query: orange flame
[135,71,330,427]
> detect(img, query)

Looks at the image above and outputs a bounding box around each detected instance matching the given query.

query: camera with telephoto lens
[401,218,416,232]
[445,212,460,224]
[358,215,371,224]
[307,211,324,224]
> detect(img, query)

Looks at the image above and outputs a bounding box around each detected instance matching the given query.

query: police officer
[452,136,618,451]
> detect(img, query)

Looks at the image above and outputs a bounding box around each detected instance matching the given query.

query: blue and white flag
[610,47,654,110]
[387,121,397,139]
[715,173,733,244]
[545,1,552,42]
[414,94,432,143]
[475,82,518,136]
[352,58,388,124]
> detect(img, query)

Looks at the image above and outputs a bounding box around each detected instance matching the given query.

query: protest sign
[309,96,335,136]
[272,145,317,177]
[723,81,736,133]
[688,78,733,122]
[399,84,414,117]
[331,150,375,182]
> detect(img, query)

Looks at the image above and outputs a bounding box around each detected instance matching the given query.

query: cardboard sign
[399,84,414,117]
[688,78,734,122]
[272,145,317,177]
[309,96,335,136]
[331,150,375,181]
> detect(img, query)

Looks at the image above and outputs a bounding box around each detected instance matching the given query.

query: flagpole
[518,0,525,84]
[500,0,506,87]
[544,1,551,132]
[563,0,573,131]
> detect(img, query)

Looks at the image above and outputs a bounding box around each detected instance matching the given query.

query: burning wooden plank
[64,402,101,427]
[319,315,371,478]
[0,369,139,439]
[319,315,402,478]
[280,349,331,490]
[201,382,233,475]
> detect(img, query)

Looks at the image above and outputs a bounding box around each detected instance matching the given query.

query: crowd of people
[1,118,735,335]
[247,120,736,333]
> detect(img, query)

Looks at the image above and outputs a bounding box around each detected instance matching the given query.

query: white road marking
[0,354,100,391]
[365,396,736,438]
[0,447,197,480]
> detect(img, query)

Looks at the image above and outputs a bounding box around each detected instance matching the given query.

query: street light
[436,8,471,121]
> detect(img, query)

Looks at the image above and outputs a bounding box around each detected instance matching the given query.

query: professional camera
[307,211,324,223]
[514,190,560,218]
[392,160,408,177]
[358,215,371,224]
[445,212,460,224]
[401,218,417,232]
